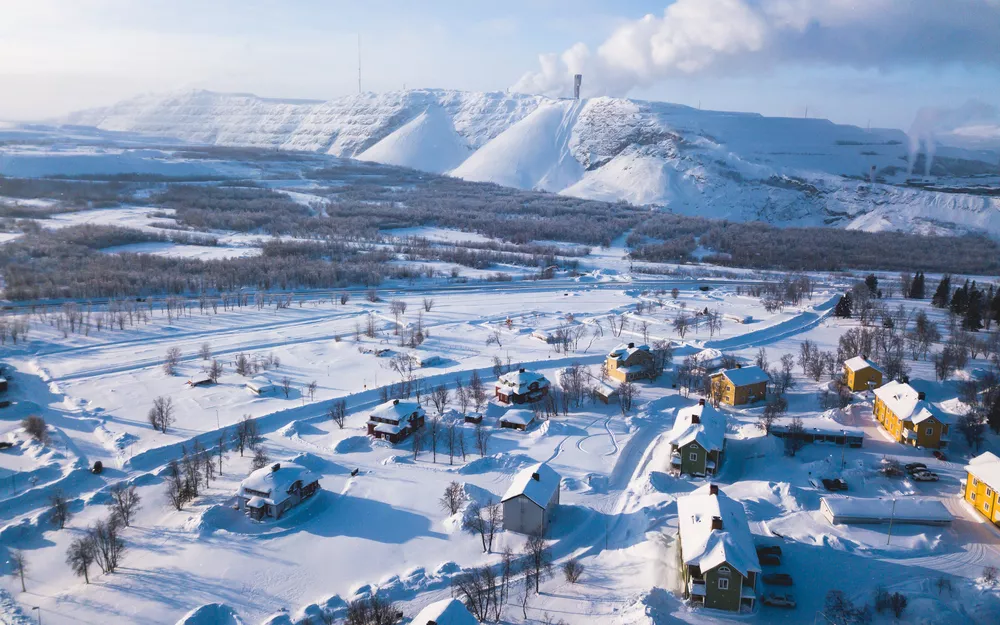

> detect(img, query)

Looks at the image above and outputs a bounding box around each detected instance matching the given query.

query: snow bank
[358,105,470,174]
[332,435,372,454]
[457,452,536,475]
[173,603,244,625]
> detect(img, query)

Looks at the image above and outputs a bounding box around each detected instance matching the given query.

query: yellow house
[607,342,656,383]
[965,452,1000,527]
[872,381,949,449]
[710,365,768,406]
[843,356,883,392]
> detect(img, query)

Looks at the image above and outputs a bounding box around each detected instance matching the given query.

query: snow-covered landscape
[3,3,1000,624]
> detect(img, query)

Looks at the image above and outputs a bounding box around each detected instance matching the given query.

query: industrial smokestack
[573,74,582,100]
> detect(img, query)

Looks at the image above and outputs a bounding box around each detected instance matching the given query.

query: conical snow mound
[358,104,470,174]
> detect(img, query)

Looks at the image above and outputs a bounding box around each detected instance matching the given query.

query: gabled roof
[501,462,560,508]
[237,462,319,505]
[499,408,535,427]
[664,402,726,453]
[677,484,760,577]
[496,369,549,395]
[873,381,947,424]
[844,356,882,373]
[411,599,479,625]
[369,399,425,424]
[714,365,769,387]
[967,451,1000,491]
[608,343,650,361]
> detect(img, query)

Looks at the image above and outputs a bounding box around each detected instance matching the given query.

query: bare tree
[163,346,182,375]
[429,417,441,463]
[672,313,691,339]
[440,481,466,515]
[66,535,96,584]
[463,499,502,553]
[345,595,399,625]
[91,516,126,574]
[205,358,224,384]
[446,421,458,465]
[8,549,27,591]
[431,383,450,415]
[280,376,292,398]
[199,342,212,360]
[251,446,271,471]
[423,297,434,312]
[469,370,487,413]
[107,483,141,527]
[234,352,251,376]
[390,299,407,334]
[307,380,318,402]
[474,421,492,456]
[235,414,260,456]
[618,380,637,415]
[328,399,347,428]
[147,396,176,433]
[486,328,503,348]
[563,558,585,583]
[524,533,553,593]
[21,414,47,442]
[50,490,73,529]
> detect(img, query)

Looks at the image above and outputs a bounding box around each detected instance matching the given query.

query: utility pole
[841,430,847,469]
[886,498,897,545]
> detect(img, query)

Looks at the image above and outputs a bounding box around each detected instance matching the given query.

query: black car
[759,554,782,566]
[905,462,927,473]
[763,573,793,586]
[756,545,782,557]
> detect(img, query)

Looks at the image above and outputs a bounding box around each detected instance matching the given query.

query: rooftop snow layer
[844,356,882,372]
[369,399,425,424]
[820,496,952,524]
[496,369,549,395]
[967,451,1000,491]
[237,462,319,504]
[716,365,769,387]
[676,484,760,577]
[499,408,536,427]
[501,462,560,508]
[411,598,480,625]
[665,402,726,452]
[873,380,947,424]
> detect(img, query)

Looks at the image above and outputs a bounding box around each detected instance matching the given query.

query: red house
[495,368,550,405]
[366,398,426,444]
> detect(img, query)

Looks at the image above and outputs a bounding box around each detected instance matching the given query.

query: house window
[718,578,729,590]
[972,493,977,501]
[973,478,979,486]
[986,503,992,512]
[925,427,933,436]
[718,566,730,575]
[689,452,698,461]
[987,488,994,497]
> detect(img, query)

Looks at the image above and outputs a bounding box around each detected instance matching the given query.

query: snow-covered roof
[873,381,947,424]
[499,408,535,427]
[411,599,479,625]
[608,342,650,361]
[714,365,769,387]
[370,398,425,424]
[967,451,1000,491]
[496,369,549,395]
[664,402,726,452]
[501,462,560,508]
[844,356,882,373]
[246,375,274,392]
[237,462,320,505]
[676,484,760,577]
[821,496,951,524]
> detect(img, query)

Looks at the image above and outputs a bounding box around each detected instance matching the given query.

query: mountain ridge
[65,88,1000,237]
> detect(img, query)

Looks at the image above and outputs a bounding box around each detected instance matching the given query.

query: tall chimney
[691,414,701,424]
[532,472,540,481]
[574,74,582,100]
[393,398,399,405]
[271,463,281,472]
[699,398,706,406]
[917,391,926,400]
[711,516,723,530]
[709,483,719,496]
[628,342,635,349]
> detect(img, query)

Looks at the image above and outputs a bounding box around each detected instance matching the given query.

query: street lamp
[32,606,41,625]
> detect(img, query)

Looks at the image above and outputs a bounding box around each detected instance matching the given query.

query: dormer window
[718,566,731,575]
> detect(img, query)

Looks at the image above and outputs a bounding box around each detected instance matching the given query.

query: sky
[1,0,999,141]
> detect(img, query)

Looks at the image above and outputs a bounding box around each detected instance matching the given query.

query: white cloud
[513,0,1000,97]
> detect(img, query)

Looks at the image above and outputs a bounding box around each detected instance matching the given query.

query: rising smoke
[513,0,1000,98]
[908,100,1000,176]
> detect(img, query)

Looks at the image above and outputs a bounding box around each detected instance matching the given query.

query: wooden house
[677,484,760,612]
[710,365,768,406]
[495,369,550,405]
[498,408,535,431]
[606,342,656,383]
[501,462,560,535]
[843,356,883,392]
[366,398,426,444]
[873,381,949,449]
[964,452,1000,527]
[236,462,321,521]
[665,399,726,477]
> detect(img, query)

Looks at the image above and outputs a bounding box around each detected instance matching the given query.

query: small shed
[187,375,213,388]
[499,408,536,431]
[594,382,618,404]
[246,376,275,395]
[820,496,951,526]
[502,462,561,535]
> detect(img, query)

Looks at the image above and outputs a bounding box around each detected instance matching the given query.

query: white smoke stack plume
[513,1,1000,99]
[909,100,1000,177]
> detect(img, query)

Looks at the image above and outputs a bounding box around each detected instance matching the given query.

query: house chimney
[520,368,526,373]
[628,342,635,349]
[917,391,926,400]
[271,463,281,472]
[393,398,399,405]
[709,483,719,496]
[736,363,742,369]
[699,398,706,406]
[711,516,723,530]
[531,472,540,481]
[691,414,701,424]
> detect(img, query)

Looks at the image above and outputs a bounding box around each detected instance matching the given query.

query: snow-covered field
[3,271,1000,625]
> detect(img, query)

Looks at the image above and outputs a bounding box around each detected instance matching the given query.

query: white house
[501,462,561,535]
[236,462,321,521]
[411,598,479,625]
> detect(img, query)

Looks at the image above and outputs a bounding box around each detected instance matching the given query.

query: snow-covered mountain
[66,89,1000,236]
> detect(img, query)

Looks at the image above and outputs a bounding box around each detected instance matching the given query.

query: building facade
[666,399,726,477]
[843,356,883,392]
[873,381,949,449]
[965,452,1000,527]
[501,463,561,535]
[710,366,768,406]
[237,462,321,521]
[366,399,426,444]
[495,369,550,405]
[606,343,656,383]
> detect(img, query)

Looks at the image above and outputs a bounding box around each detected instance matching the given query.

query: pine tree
[865,274,879,297]
[950,280,969,315]
[991,288,1000,326]
[909,272,925,299]
[834,293,853,318]
[963,284,983,331]
[931,275,951,308]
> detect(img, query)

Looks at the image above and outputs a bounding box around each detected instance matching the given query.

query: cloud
[513,0,1000,97]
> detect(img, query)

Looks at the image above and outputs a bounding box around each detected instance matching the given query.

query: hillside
[66,89,1000,236]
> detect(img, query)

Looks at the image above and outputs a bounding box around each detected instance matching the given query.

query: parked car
[756,545,782,557]
[932,450,947,461]
[762,592,796,608]
[0,441,13,450]
[912,470,939,482]
[905,462,927,473]
[822,478,848,491]
[763,573,794,586]
[759,554,781,566]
